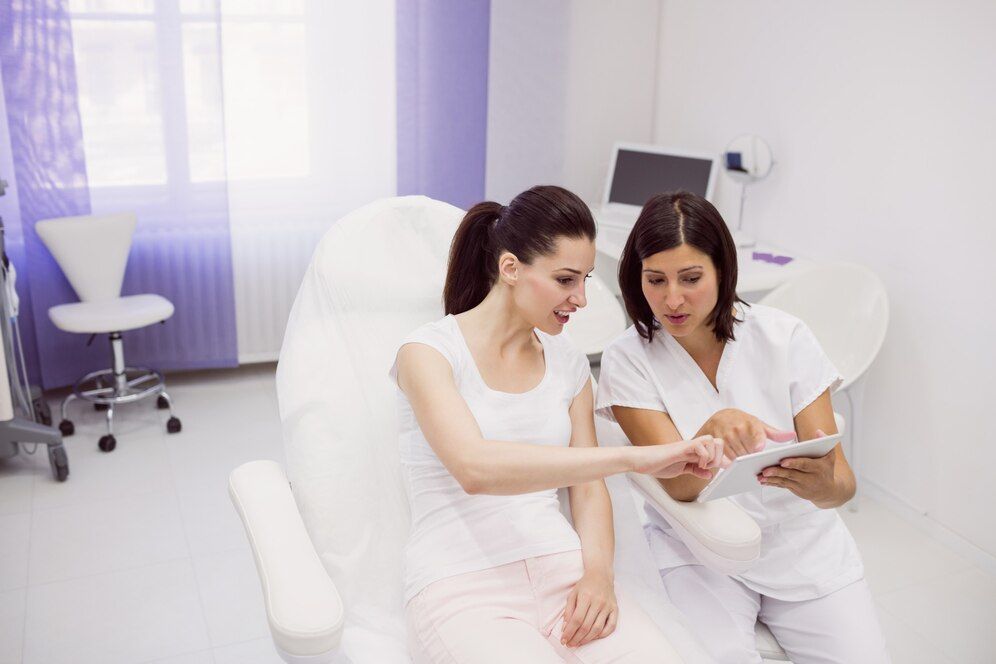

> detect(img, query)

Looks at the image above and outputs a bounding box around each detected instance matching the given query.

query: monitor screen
[608,149,714,206]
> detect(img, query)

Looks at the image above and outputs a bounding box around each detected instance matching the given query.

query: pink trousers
[405,550,683,663]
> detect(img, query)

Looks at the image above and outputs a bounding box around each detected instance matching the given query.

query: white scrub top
[595,304,864,601]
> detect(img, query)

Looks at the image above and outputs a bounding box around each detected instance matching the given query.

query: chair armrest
[229,460,345,662]
[627,473,761,575]
[626,412,846,576]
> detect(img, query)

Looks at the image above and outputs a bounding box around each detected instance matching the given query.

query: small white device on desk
[696,433,842,502]
[723,134,775,248]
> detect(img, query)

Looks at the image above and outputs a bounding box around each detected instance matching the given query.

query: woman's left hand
[561,569,618,648]
[758,429,843,508]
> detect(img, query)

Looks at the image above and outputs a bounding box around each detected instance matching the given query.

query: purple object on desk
[752,252,794,265]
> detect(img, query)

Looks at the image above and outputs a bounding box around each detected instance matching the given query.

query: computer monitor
[601,143,719,213]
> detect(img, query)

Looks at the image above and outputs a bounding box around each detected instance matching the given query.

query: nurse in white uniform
[595,191,890,663]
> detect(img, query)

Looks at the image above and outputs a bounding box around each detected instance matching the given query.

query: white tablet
[695,433,842,503]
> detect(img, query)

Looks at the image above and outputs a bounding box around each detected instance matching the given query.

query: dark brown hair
[618,190,745,343]
[443,185,596,315]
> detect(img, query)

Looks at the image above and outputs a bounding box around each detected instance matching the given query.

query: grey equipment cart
[0,176,69,481]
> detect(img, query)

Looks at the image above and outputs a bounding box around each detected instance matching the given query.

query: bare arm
[396,343,723,495]
[561,380,620,647]
[611,406,714,502]
[611,404,797,501]
[566,380,615,576]
[761,389,856,508]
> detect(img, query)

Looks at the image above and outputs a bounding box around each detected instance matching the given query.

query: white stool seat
[48,293,174,334]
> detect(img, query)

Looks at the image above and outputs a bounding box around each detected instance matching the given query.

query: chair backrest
[35,212,137,302]
[760,263,889,390]
[568,272,627,356]
[275,196,462,631]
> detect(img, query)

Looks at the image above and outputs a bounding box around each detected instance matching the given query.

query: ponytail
[443,201,502,315]
[443,186,596,316]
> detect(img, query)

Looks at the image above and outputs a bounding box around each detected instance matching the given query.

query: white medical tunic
[595,304,864,601]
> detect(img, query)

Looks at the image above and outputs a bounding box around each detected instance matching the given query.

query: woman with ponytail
[390,186,725,663]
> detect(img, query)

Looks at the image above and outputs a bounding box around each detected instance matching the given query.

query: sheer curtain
[1,0,486,385]
[71,0,398,366]
[219,0,396,361]
[65,0,238,386]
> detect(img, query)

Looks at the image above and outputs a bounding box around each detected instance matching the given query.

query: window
[69,0,311,191]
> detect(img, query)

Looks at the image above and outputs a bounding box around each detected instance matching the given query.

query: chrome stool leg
[64,331,181,451]
[158,390,182,434]
[98,403,116,452]
[58,392,78,436]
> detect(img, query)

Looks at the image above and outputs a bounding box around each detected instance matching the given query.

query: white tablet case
[696,434,842,502]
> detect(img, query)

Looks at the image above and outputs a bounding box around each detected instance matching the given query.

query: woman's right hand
[630,436,729,479]
[701,408,796,459]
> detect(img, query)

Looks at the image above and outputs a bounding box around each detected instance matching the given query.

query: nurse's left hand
[561,569,618,648]
[758,429,840,507]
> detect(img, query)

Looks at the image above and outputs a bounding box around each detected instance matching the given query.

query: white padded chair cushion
[759,263,888,391]
[628,472,762,574]
[48,293,174,334]
[565,273,626,356]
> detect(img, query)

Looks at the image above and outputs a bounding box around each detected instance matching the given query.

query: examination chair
[228,196,801,663]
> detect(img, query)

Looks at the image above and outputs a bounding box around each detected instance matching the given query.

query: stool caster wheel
[166,416,182,434]
[98,434,117,452]
[94,402,109,411]
[59,419,75,437]
[156,394,170,410]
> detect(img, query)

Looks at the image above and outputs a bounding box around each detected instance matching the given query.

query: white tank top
[390,315,589,602]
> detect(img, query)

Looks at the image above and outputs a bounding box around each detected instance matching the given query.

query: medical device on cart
[0,176,69,481]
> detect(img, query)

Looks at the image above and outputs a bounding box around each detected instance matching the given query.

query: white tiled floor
[0,363,993,663]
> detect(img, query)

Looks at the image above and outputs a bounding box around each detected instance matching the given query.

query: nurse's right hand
[631,435,730,479]
[701,409,796,459]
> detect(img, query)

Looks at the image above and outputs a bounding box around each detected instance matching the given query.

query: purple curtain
[0,0,91,388]
[0,0,238,389]
[396,0,490,209]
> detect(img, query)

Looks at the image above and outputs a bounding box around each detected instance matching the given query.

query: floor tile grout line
[874,601,959,664]
[210,634,279,659]
[165,416,219,652]
[872,564,989,604]
[133,646,214,664]
[19,468,34,664]
[29,480,172,516]
[867,560,980,598]
[24,551,196,592]
[133,645,220,664]
[877,565,996,662]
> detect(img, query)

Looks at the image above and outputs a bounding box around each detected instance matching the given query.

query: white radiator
[230,219,329,364]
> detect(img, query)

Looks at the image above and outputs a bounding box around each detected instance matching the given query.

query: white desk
[593,214,815,301]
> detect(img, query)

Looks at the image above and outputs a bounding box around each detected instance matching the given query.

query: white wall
[655,0,996,561]
[486,0,660,206]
